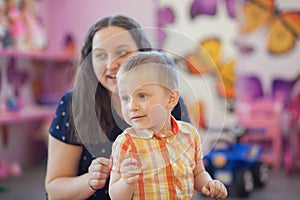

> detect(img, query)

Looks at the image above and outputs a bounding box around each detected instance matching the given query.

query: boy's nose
[129,99,139,111]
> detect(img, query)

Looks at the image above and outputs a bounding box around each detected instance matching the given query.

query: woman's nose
[106,56,120,70]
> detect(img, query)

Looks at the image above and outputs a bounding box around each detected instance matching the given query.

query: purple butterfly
[157,6,175,49]
[236,75,296,108]
[272,78,296,108]
[6,57,29,97]
[235,40,255,55]
[236,75,263,101]
[190,0,236,19]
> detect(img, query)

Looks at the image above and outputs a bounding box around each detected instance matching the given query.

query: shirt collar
[131,116,184,139]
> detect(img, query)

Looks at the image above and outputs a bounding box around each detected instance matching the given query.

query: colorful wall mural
[156,1,300,167]
[157,0,239,131]
[156,0,300,130]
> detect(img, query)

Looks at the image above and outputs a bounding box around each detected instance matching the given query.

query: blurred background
[0,0,299,199]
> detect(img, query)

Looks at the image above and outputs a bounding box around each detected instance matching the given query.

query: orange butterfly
[240,0,300,55]
[185,38,236,99]
[185,38,221,75]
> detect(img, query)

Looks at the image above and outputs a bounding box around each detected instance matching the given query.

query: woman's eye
[121,96,129,102]
[94,52,107,60]
[116,50,129,57]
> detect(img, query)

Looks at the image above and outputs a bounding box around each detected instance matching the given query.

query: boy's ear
[167,90,180,109]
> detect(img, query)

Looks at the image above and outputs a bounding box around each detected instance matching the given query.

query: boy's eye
[138,93,147,99]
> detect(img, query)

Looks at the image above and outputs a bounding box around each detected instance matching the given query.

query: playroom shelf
[0,48,75,124]
[0,49,75,105]
[0,105,55,125]
[0,49,75,165]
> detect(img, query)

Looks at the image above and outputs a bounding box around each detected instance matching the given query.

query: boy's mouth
[131,115,146,120]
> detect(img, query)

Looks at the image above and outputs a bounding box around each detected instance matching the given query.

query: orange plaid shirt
[111,117,203,200]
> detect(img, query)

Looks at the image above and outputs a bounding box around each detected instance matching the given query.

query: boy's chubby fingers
[122,158,139,165]
[120,158,141,174]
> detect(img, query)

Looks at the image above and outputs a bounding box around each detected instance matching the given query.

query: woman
[45,15,190,200]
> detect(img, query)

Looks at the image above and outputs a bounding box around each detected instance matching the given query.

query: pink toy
[284,79,300,175]
[6,0,27,51]
[0,160,9,179]
[0,160,22,179]
[9,161,22,176]
[20,0,47,51]
[238,98,283,169]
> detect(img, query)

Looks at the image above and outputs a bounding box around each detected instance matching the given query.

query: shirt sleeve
[111,132,132,173]
[192,125,203,162]
[49,90,82,145]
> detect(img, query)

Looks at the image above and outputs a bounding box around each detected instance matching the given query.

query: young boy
[109,51,227,200]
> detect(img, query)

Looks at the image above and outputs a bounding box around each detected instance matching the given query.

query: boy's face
[118,67,175,132]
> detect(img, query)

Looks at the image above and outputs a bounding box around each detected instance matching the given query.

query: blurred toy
[0,186,7,193]
[237,98,283,169]
[62,33,76,56]
[0,160,9,179]
[204,125,270,198]
[6,0,27,51]
[20,0,46,51]
[284,78,300,175]
[5,57,28,111]
[0,0,12,48]
[235,76,285,169]
[0,160,22,179]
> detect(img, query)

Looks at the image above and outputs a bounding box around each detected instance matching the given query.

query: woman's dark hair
[70,15,152,142]
[80,15,152,61]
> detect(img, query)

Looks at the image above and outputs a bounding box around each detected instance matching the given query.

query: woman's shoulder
[61,89,73,100]
[55,90,73,107]
[50,89,82,145]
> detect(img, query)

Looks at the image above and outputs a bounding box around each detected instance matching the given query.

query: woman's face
[92,26,139,94]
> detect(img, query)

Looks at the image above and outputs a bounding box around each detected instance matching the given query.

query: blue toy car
[203,125,270,198]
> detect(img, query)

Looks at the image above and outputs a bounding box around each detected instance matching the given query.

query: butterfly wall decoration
[236,74,296,108]
[202,38,236,100]
[240,0,300,55]
[185,37,236,99]
[157,6,175,49]
[190,0,237,19]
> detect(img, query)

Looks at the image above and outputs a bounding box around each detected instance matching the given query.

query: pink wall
[43,0,157,53]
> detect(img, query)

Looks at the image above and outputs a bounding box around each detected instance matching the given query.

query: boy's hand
[201,180,228,199]
[120,158,141,185]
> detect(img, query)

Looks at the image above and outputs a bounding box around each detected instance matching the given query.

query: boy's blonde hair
[117,51,178,91]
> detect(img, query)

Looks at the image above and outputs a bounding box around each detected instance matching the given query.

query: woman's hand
[120,158,141,185]
[88,157,111,190]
